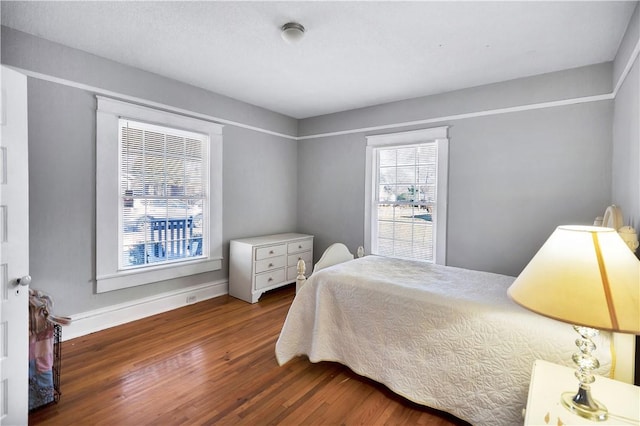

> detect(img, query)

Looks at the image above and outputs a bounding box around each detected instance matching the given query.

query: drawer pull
[269,250,274,254]
[268,277,273,282]
[298,245,303,249]
[268,263,274,267]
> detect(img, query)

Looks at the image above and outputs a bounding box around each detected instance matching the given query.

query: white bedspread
[275,256,612,426]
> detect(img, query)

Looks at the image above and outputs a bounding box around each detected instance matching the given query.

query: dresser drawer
[255,244,286,260]
[287,251,312,267]
[255,268,285,290]
[288,239,312,254]
[255,255,286,274]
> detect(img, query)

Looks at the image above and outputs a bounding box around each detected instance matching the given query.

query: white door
[0,66,30,425]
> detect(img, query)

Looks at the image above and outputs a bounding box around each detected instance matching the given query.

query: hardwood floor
[29,285,469,425]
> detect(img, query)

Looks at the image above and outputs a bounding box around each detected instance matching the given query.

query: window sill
[96,257,222,293]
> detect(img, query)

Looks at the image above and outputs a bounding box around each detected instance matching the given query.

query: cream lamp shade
[508,225,640,334]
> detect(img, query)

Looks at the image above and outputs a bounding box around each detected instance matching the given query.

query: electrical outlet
[186,295,197,304]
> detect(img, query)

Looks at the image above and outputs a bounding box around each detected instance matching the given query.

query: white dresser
[229,233,313,303]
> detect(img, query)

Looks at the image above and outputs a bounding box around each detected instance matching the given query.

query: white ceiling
[1,1,636,119]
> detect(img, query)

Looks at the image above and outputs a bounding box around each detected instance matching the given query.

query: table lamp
[508,225,640,421]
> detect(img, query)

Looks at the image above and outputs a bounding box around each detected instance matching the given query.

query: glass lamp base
[561,390,608,421]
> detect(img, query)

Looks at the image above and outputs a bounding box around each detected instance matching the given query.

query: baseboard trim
[62,280,228,341]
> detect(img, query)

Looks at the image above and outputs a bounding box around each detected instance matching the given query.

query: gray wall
[298,63,613,137]
[297,133,366,259]
[3,27,298,315]
[298,65,614,277]
[613,5,640,244]
[445,103,611,275]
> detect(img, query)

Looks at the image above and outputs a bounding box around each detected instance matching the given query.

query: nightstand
[524,360,640,425]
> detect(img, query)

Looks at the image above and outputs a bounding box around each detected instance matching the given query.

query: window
[120,120,206,268]
[365,127,449,264]
[96,97,223,292]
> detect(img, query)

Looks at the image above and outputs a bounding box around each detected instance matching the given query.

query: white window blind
[119,119,208,268]
[376,143,437,261]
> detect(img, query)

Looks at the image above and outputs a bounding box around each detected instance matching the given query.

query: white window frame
[96,97,223,292]
[365,126,449,264]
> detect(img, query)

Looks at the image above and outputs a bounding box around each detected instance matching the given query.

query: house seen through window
[120,120,207,268]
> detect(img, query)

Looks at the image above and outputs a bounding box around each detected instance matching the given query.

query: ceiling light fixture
[281,22,305,45]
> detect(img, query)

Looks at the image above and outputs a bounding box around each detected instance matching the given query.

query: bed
[275,245,615,426]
